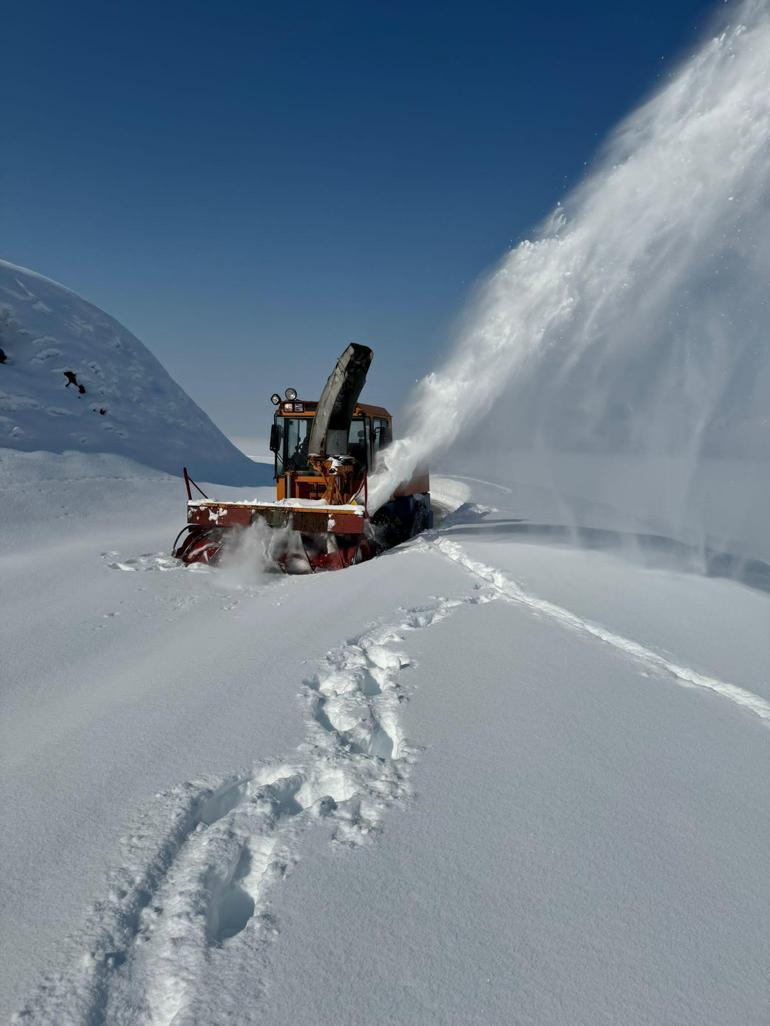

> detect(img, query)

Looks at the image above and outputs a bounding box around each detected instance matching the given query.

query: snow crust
[0,258,264,484]
[2,449,768,1024]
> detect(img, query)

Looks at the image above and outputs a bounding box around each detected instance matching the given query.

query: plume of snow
[369,1,770,558]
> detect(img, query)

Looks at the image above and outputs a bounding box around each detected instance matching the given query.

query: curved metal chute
[307,343,373,458]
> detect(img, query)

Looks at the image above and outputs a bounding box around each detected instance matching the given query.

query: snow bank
[0,258,264,484]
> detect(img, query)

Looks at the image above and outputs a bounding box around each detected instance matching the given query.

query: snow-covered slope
[1,450,768,1025]
[0,259,262,483]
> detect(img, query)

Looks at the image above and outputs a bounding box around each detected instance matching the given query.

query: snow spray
[369,0,770,561]
[214,519,296,584]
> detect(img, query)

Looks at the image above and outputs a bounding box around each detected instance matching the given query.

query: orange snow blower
[172,343,432,573]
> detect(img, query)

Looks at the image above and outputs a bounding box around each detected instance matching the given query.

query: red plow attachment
[172,471,374,573]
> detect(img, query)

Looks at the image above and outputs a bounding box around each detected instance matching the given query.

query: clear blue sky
[3,0,715,444]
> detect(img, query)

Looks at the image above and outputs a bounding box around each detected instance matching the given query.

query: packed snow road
[1,451,768,1024]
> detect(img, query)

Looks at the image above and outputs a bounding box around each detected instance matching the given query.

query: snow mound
[0,258,264,484]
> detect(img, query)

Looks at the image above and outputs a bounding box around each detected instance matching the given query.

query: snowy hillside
[1,450,768,1025]
[0,259,261,483]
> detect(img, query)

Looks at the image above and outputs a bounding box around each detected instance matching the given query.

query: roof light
[270,393,281,405]
[285,387,298,401]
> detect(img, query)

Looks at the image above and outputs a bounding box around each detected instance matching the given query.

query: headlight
[270,393,281,405]
[285,387,298,401]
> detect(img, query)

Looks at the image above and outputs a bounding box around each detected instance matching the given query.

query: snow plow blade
[172,497,374,573]
[186,499,366,535]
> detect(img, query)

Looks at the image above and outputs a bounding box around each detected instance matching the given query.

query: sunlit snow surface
[0,258,262,484]
[1,449,768,1025]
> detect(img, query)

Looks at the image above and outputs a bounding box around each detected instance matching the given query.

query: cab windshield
[275,417,311,473]
[273,415,373,473]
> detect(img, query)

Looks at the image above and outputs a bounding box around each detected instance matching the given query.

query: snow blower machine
[172,343,432,573]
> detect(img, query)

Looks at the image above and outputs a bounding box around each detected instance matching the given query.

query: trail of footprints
[24,532,762,1024]
[17,581,493,1026]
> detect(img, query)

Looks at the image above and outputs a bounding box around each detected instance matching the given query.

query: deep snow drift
[1,449,768,1025]
[370,1,770,563]
[0,258,263,483]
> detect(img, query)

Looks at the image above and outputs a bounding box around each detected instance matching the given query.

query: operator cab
[270,400,392,474]
[269,397,393,500]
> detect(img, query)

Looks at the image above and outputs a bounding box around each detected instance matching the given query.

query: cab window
[274,416,311,472]
[372,418,392,453]
[348,417,369,468]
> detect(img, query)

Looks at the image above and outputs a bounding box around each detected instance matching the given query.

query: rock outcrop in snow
[0,258,263,483]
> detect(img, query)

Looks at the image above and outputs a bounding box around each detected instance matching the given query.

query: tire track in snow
[428,534,770,726]
[14,584,494,1026]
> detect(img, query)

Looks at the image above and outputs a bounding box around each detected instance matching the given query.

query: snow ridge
[429,535,770,725]
[0,258,261,483]
[14,583,493,1025]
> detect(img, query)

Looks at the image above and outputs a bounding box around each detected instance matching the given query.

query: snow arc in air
[369,0,770,559]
